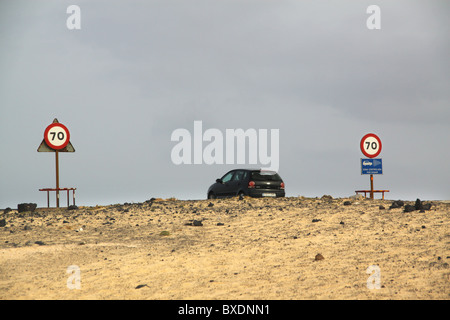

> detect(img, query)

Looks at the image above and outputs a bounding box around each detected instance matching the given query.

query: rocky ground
[0,196,449,299]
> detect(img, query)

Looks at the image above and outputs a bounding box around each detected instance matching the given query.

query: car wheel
[208,192,216,199]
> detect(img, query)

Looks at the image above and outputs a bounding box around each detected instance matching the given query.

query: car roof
[229,169,278,173]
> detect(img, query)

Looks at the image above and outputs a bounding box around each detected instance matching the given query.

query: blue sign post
[361,158,383,175]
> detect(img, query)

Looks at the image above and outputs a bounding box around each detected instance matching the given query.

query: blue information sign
[361,158,383,175]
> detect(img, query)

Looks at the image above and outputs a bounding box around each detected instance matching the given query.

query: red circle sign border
[360,133,382,158]
[44,123,70,150]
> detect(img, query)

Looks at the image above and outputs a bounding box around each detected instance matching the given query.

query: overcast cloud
[1,0,449,208]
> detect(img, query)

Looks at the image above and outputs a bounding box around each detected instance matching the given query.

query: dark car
[207,169,285,199]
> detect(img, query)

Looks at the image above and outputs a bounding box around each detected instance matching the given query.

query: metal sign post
[38,118,76,208]
[358,133,388,200]
[370,174,374,199]
[55,150,60,207]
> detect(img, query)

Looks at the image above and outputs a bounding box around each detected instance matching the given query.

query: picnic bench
[355,189,389,200]
[39,188,76,208]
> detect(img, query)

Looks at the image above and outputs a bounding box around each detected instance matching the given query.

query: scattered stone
[349,194,364,200]
[145,198,156,203]
[315,254,324,261]
[193,220,203,226]
[312,219,321,223]
[135,284,149,289]
[343,201,352,206]
[389,202,399,209]
[208,202,214,207]
[379,205,385,210]
[23,225,32,230]
[68,205,78,210]
[17,203,37,213]
[159,231,170,236]
[400,199,432,213]
[339,221,345,225]
[389,200,404,209]
[34,241,45,246]
[415,199,423,211]
[0,219,6,227]
[217,222,224,226]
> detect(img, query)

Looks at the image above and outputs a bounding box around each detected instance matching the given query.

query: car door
[228,170,245,196]
[215,171,235,197]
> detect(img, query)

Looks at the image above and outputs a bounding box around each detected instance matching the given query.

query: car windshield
[251,171,282,181]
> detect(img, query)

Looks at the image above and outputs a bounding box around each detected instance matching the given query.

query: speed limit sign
[44,123,71,150]
[360,133,382,158]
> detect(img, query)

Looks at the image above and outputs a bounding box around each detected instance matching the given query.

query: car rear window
[251,171,282,181]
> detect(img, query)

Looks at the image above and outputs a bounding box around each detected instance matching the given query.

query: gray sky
[1,0,449,208]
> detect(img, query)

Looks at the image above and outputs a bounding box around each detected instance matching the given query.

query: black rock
[34,241,45,246]
[415,199,423,211]
[422,203,432,211]
[217,222,224,226]
[0,219,6,227]
[343,201,352,206]
[208,202,214,207]
[404,204,416,213]
[389,200,404,209]
[379,205,385,210]
[312,219,321,223]
[389,202,399,209]
[396,200,405,207]
[193,220,203,226]
[17,203,37,213]
[68,205,78,210]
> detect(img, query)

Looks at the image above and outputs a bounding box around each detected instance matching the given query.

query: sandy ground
[0,196,449,300]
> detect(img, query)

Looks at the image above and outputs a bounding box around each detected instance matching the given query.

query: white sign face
[360,133,382,158]
[44,123,70,150]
